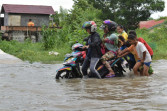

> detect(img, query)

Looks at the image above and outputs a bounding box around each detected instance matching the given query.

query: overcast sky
[0,0,166,19]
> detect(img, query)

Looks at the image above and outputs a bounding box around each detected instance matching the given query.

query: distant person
[27,19,35,26]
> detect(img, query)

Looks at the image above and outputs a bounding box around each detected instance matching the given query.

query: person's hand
[82,45,89,49]
[140,59,144,64]
[117,51,120,55]
[103,38,108,43]
[104,38,108,41]
[117,55,121,58]
[82,46,86,49]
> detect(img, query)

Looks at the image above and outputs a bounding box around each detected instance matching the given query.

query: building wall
[5,13,49,26]
[8,30,42,42]
[4,13,8,26]
[21,14,49,26]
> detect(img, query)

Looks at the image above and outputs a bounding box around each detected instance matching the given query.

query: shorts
[144,62,152,67]
[137,60,152,67]
[101,51,115,61]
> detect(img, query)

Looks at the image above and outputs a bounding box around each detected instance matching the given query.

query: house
[1,4,55,26]
[0,4,55,42]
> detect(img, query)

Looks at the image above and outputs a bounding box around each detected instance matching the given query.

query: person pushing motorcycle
[82,21,102,79]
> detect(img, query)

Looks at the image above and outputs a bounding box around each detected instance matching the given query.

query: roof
[139,20,165,29]
[1,4,55,15]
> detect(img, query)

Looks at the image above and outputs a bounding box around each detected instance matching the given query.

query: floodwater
[0,60,167,111]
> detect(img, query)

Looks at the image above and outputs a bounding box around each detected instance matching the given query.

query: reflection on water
[0,60,167,111]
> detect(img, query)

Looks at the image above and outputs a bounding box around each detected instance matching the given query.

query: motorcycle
[55,43,126,79]
[55,43,86,79]
[96,57,126,78]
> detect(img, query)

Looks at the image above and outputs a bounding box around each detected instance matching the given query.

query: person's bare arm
[119,48,130,56]
[118,51,130,58]
[141,51,146,63]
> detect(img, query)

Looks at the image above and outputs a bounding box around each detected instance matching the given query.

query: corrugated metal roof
[1,4,55,14]
[139,20,165,29]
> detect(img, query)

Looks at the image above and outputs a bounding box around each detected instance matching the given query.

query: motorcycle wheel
[55,70,71,79]
[112,66,124,77]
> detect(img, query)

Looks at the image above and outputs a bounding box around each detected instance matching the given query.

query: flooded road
[0,60,167,111]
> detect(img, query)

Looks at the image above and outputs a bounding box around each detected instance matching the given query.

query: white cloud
[151,0,167,19]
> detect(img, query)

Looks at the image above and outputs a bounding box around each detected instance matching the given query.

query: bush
[42,26,57,50]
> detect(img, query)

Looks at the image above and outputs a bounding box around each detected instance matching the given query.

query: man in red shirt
[129,30,153,58]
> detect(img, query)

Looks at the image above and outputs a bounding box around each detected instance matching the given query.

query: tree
[47,0,103,46]
[51,11,59,27]
[87,0,165,29]
[65,0,102,30]
[50,6,69,27]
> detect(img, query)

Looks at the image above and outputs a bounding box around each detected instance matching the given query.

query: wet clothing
[82,57,101,78]
[138,37,153,56]
[27,21,34,26]
[137,60,152,67]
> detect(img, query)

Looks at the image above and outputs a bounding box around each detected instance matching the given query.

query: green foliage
[50,6,69,27]
[156,16,167,21]
[87,0,165,30]
[136,24,167,60]
[47,0,103,47]
[42,26,57,50]
[148,17,154,20]
[66,0,102,30]
[51,11,60,27]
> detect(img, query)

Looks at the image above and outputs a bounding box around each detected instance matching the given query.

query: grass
[0,40,71,63]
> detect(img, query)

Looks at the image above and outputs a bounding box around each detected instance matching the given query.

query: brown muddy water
[0,60,167,111]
